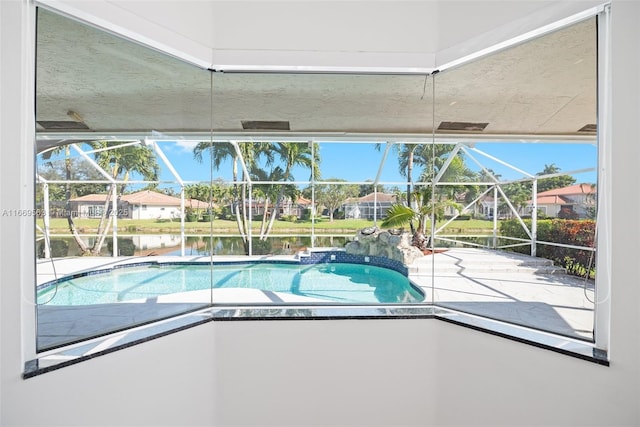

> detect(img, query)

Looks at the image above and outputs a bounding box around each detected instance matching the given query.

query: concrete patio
[409,248,594,339]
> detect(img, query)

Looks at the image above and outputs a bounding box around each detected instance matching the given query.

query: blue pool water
[38,263,424,305]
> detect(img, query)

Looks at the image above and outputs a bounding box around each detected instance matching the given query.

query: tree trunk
[231,157,249,254]
[91,183,116,255]
[407,146,415,234]
[264,171,292,240]
[93,214,113,255]
[67,216,89,254]
[92,159,121,255]
[240,183,250,254]
[259,196,271,239]
[63,147,90,254]
[411,230,429,251]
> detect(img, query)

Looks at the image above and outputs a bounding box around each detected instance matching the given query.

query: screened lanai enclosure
[34,7,601,351]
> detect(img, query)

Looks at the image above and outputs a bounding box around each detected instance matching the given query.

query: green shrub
[218,206,232,220]
[500,218,596,277]
[300,208,312,221]
[280,214,297,223]
[200,213,215,222]
[212,206,225,219]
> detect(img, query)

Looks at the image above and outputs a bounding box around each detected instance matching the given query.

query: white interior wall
[2,1,639,426]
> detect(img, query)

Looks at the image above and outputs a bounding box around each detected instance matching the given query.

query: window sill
[23,304,608,379]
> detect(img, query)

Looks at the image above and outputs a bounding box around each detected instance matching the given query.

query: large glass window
[431,18,597,340]
[35,8,214,350]
[34,6,601,356]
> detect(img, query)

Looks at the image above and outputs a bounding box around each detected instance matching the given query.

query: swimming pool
[37,262,424,305]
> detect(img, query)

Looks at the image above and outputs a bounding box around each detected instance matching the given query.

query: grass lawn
[40,217,498,235]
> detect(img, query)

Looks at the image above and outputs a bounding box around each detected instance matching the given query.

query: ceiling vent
[37,120,90,130]
[241,120,290,131]
[578,124,597,132]
[438,121,488,132]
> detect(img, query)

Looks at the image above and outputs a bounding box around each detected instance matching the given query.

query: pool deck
[408,248,594,339]
[35,248,595,349]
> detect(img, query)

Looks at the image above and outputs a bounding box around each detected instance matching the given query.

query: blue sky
[157,140,597,188]
[41,140,598,192]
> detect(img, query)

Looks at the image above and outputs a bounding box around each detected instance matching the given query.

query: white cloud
[174,140,201,152]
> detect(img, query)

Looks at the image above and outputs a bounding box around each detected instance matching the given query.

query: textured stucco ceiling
[35,8,597,142]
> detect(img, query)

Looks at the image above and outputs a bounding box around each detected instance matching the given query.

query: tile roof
[121,190,182,206]
[296,196,313,205]
[534,195,574,205]
[349,192,397,203]
[537,183,596,197]
[69,194,110,202]
[71,191,210,209]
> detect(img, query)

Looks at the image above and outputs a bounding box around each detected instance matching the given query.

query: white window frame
[24,1,612,372]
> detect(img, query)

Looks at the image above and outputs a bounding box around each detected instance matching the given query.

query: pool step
[408,248,566,275]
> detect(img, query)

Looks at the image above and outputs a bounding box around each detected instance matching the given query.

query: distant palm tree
[40,144,87,252]
[378,142,458,232]
[40,142,158,255]
[252,166,289,238]
[536,163,576,193]
[377,144,415,206]
[190,142,319,252]
[90,141,159,255]
[382,143,466,250]
[193,141,279,253]
[476,168,502,183]
[261,142,319,239]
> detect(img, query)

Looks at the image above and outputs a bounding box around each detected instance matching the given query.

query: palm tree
[477,168,502,183]
[382,144,467,250]
[381,196,461,251]
[40,144,90,253]
[192,141,319,251]
[261,142,319,239]
[90,141,159,255]
[536,163,576,192]
[194,142,242,238]
[193,141,271,253]
[376,143,415,207]
[251,166,287,238]
[378,142,458,231]
[39,142,157,255]
[501,181,532,218]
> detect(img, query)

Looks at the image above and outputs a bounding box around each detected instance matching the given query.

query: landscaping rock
[346,228,424,266]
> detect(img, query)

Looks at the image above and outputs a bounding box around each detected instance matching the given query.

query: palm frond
[381,204,417,228]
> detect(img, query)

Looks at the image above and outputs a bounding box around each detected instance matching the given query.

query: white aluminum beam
[37,131,597,146]
[495,185,532,240]
[464,146,534,178]
[149,140,184,186]
[433,143,463,184]
[434,186,494,235]
[373,142,393,186]
[71,144,115,183]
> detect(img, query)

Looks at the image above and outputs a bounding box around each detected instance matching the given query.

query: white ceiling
[35,3,598,144]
